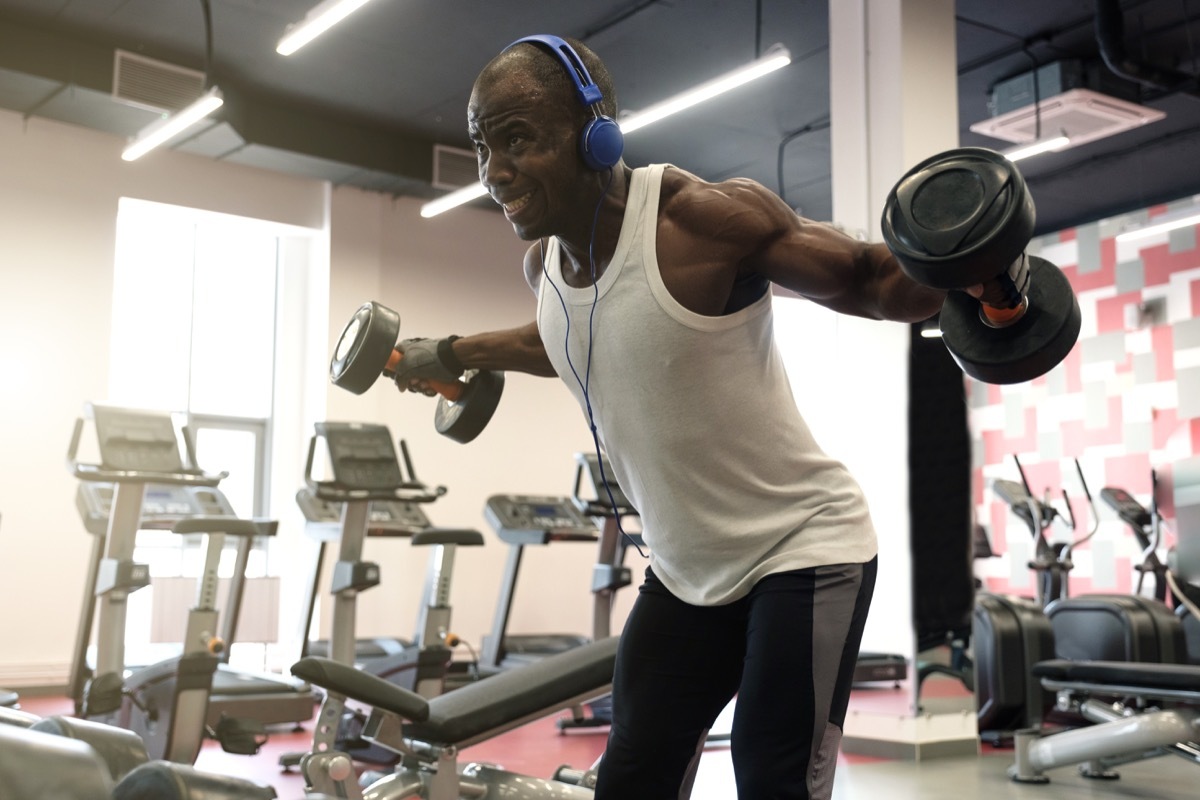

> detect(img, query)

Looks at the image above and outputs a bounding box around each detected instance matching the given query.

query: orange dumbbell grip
[386,349,464,402]
[980,302,1025,325]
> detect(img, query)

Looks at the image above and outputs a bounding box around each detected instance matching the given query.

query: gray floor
[692,748,1196,799]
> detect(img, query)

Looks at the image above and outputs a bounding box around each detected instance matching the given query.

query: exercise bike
[282,421,484,768]
[66,403,306,762]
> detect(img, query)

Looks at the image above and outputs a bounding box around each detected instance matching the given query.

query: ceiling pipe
[1094,0,1199,97]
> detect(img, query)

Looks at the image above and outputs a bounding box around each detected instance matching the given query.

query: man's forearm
[452,322,558,377]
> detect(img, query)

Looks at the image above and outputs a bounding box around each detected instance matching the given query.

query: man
[396,36,951,799]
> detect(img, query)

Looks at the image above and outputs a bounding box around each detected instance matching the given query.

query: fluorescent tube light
[619,44,792,134]
[121,87,224,162]
[920,324,943,339]
[277,0,376,56]
[419,182,490,219]
[1116,209,1200,243]
[1003,135,1070,163]
[420,44,793,218]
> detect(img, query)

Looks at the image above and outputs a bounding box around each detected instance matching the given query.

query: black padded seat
[410,528,485,547]
[293,635,618,745]
[1033,658,1200,692]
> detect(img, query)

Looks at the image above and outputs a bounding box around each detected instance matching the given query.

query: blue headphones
[505,34,624,172]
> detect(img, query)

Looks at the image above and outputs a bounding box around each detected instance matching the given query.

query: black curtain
[909,322,975,648]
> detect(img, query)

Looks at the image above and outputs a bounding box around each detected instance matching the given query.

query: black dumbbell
[329,302,504,444]
[881,147,1081,385]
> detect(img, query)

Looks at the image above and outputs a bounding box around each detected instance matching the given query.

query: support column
[827,0,978,761]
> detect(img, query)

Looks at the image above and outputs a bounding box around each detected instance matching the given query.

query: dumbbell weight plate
[435,369,505,444]
[939,256,1080,385]
[330,302,401,395]
[882,147,1036,289]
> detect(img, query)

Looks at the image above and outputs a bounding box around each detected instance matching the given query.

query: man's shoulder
[655,166,776,227]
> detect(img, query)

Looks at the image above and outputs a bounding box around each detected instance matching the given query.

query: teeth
[504,193,531,213]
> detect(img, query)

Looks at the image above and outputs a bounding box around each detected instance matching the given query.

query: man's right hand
[392,337,464,394]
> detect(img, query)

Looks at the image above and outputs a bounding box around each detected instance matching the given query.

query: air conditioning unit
[112,50,206,113]
[970,60,1165,147]
[432,144,478,190]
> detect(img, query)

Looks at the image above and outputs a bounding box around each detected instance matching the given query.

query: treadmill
[67,404,316,733]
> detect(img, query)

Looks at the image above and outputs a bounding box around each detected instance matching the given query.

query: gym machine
[1100,473,1200,664]
[67,403,315,760]
[0,720,277,800]
[293,636,620,799]
[479,452,644,731]
[1009,659,1200,784]
[989,456,1098,610]
[284,421,484,766]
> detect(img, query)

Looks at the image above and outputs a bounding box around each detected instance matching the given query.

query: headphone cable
[542,169,647,558]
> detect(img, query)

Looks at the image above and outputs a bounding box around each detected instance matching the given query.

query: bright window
[107,198,288,668]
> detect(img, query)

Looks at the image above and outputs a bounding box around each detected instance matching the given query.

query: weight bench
[1011,658,1200,783]
[292,635,619,799]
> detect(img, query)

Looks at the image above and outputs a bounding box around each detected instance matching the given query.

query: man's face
[468,66,585,241]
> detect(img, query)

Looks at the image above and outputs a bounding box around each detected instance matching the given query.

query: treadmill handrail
[307,479,445,504]
[71,463,226,486]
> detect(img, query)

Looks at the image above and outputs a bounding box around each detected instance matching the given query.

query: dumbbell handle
[977,252,1032,328]
[383,348,465,402]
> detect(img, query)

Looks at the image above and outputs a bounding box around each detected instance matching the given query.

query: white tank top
[536,164,877,606]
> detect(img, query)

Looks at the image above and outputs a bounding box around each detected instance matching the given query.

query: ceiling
[0,0,1197,235]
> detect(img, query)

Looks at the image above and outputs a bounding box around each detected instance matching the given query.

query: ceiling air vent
[432,144,478,190]
[970,88,1165,148]
[112,50,206,113]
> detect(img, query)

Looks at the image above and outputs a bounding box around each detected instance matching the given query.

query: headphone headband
[502,34,623,172]
[505,34,604,109]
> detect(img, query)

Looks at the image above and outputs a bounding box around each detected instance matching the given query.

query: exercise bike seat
[292,634,618,746]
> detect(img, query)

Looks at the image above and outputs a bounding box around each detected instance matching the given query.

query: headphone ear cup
[580,115,624,171]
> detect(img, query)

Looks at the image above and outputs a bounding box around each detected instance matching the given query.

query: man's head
[468,37,621,240]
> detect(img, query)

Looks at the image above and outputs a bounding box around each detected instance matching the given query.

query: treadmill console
[318,422,405,492]
[75,483,239,536]
[295,487,431,538]
[485,494,598,545]
[573,452,637,516]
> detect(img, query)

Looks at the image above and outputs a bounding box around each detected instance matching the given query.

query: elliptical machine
[66,402,291,761]
[989,455,1099,609]
[1103,469,1200,664]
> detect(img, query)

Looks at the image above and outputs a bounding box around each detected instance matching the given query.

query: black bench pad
[1033,659,1200,691]
[292,635,618,745]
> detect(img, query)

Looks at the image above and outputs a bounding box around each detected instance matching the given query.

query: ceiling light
[121,87,224,162]
[1116,208,1200,243]
[618,44,792,134]
[277,0,376,56]
[419,182,490,219]
[919,322,943,339]
[1003,135,1070,163]
[420,44,793,218]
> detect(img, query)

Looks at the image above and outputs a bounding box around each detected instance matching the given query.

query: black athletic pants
[594,557,878,800]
